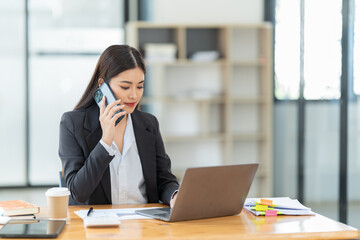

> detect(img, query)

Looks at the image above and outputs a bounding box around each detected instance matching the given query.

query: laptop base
[136,208,171,221]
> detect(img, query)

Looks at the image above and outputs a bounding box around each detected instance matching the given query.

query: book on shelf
[0,200,39,217]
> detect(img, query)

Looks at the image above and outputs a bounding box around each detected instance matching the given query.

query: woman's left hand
[170,192,178,208]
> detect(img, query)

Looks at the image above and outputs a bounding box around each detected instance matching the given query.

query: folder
[244,197,315,216]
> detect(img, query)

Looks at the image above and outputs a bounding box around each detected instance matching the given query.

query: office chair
[59,171,67,187]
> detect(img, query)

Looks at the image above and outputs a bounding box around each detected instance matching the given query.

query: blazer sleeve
[153,117,179,205]
[59,112,114,203]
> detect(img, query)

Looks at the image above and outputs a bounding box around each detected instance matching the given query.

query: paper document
[0,216,10,225]
[244,197,315,216]
[75,207,158,220]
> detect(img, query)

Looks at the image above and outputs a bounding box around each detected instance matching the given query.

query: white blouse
[100,114,147,204]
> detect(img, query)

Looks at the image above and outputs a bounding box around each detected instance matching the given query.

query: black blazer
[59,104,179,205]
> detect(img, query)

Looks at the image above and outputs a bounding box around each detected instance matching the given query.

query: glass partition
[348,0,360,230]
[0,1,27,186]
[28,0,124,185]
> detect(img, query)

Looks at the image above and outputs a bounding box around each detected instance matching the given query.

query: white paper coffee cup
[45,187,70,219]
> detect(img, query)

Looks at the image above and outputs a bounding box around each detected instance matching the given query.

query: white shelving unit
[126,22,273,197]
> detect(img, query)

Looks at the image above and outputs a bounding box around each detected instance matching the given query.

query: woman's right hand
[99,96,126,146]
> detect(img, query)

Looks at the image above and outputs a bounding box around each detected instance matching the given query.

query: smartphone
[93,82,124,126]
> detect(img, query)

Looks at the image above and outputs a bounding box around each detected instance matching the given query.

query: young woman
[59,45,179,206]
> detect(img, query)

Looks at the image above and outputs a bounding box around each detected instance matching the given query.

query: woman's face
[108,67,145,114]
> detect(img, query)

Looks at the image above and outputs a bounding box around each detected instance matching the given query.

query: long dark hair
[74,45,146,110]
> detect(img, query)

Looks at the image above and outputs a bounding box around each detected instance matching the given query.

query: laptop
[135,163,258,222]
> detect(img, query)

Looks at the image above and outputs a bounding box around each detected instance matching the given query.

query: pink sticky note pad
[265,210,277,216]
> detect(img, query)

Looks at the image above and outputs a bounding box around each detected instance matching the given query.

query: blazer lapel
[131,110,157,202]
[84,105,102,152]
[84,104,112,203]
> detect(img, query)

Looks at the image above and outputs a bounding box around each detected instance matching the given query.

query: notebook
[136,163,258,222]
[0,200,39,216]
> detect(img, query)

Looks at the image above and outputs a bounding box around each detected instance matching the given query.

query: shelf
[127,21,272,29]
[141,96,269,104]
[172,165,268,181]
[163,133,226,142]
[145,59,227,66]
[229,60,266,66]
[232,133,266,141]
[141,96,225,104]
[231,97,267,104]
[146,59,269,66]
[127,21,273,197]
[254,170,268,179]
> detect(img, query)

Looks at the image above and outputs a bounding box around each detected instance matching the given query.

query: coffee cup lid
[45,187,70,197]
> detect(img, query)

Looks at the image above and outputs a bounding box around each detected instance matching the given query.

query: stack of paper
[144,43,177,63]
[0,216,10,225]
[74,207,157,221]
[190,50,220,62]
[244,197,315,216]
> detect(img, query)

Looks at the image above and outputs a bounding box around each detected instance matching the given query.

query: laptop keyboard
[135,207,171,220]
[149,208,171,219]
[151,208,171,215]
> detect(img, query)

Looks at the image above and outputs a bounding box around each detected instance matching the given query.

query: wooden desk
[11,204,360,239]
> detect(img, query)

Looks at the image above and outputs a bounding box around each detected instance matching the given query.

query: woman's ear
[98,78,104,87]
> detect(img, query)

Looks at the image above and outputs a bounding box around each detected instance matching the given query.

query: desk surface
[7,204,360,239]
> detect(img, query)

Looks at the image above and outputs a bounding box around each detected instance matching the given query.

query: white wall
[149,0,264,23]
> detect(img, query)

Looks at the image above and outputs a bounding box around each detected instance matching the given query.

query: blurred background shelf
[141,96,225,104]
[126,21,273,197]
[163,133,226,142]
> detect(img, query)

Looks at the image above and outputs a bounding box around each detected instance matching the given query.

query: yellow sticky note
[255,205,268,211]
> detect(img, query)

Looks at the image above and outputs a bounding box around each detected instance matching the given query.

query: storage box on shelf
[126,22,273,197]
